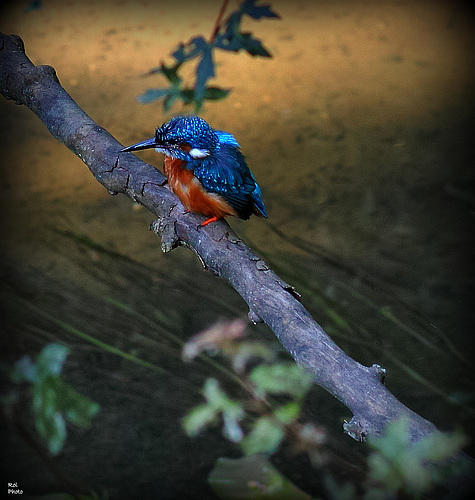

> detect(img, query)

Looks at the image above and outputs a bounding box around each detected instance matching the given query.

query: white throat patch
[189,148,210,159]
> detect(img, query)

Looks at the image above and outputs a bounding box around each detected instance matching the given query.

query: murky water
[1,1,474,498]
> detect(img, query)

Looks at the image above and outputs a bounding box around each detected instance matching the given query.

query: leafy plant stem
[105,297,261,396]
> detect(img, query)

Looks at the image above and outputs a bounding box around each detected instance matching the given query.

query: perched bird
[120,116,267,226]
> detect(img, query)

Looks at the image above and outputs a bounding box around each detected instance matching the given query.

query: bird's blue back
[187,135,267,220]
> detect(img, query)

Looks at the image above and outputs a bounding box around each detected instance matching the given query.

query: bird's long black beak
[120,137,157,153]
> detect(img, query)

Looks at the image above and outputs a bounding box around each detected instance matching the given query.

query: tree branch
[0,33,455,446]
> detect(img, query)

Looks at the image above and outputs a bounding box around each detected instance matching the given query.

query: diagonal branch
[0,32,453,447]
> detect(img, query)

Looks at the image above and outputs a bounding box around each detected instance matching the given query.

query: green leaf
[204,378,232,409]
[47,412,67,455]
[366,452,403,492]
[203,86,231,101]
[241,416,284,455]
[222,411,244,443]
[273,401,301,424]
[12,355,37,383]
[183,404,217,437]
[367,417,468,497]
[36,343,69,380]
[7,343,100,456]
[159,61,182,84]
[412,429,466,463]
[185,378,244,442]
[35,402,67,456]
[249,363,314,397]
[163,92,179,112]
[239,32,273,57]
[241,0,280,20]
[59,381,100,428]
[181,86,230,107]
[179,89,196,105]
[369,417,410,461]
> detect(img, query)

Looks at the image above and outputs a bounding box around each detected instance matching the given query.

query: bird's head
[121,116,225,161]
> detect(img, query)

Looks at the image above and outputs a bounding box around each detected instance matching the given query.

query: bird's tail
[252,186,268,218]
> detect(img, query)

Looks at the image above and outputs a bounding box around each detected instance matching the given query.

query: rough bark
[0,33,460,449]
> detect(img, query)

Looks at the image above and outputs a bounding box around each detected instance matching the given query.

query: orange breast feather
[164,157,237,218]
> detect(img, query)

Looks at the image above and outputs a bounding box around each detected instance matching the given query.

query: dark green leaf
[11,344,100,456]
[44,412,67,456]
[160,61,182,84]
[241,416,284,455]
[163,92,179,112]
[203,86,231,101]
[183,404,218,437]
[179,89,196,105]
[367,418,468,496]
[241,0,280,20]
[239,32,272,57]
[273,402,301,424]
[58,380,100,427]
[250,363,314,397]
[224,12,243,36]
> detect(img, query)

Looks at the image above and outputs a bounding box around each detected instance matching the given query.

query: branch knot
[150,216,179,253]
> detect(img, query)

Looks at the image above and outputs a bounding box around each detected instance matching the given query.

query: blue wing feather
[191,144,267,219]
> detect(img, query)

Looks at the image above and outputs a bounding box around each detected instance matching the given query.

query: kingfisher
[120,116,267,226]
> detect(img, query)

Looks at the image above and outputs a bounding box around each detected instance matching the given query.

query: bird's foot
[200,216,220,227]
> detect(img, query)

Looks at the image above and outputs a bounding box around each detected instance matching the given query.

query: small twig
[210,0,231,42]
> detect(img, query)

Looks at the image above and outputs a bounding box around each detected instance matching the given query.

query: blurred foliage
[3,230,472,498]
[182,319,317,458]
[1,343,99,455]
[365,418,469,499]
[184,377,245,443]
[181,320,471,500]
[138,0,280,111]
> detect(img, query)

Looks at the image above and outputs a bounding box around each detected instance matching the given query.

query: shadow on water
[1,223,473,498]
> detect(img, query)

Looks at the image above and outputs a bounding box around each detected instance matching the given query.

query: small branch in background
[138,0,280,111]
[210,0,231,42]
